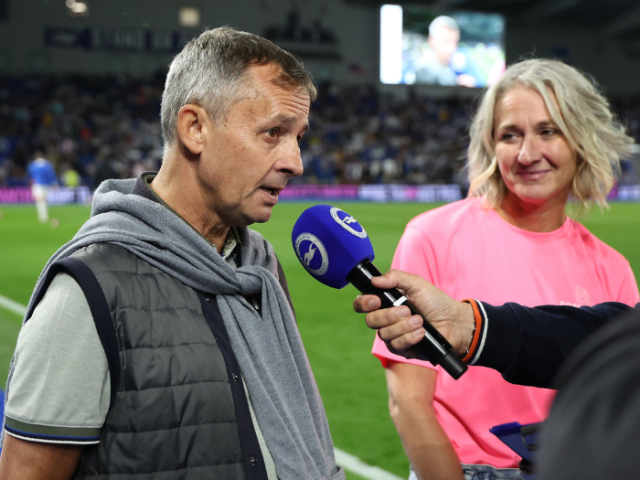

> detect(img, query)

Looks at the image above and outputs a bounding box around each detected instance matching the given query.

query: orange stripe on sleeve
[461,299,482,363]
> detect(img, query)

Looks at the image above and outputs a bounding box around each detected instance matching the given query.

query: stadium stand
[0,74,638,190]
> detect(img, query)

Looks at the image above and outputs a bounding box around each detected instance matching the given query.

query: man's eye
[267,128,280,138]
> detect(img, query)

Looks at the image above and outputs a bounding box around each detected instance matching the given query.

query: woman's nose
[517,136,543,165]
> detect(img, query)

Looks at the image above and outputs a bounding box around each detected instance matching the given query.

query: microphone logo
[294,233,329,276]
[330,207,368,239]
[303,244,317,265]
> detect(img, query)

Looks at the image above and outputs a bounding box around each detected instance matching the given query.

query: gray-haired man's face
[194,63,310,229]
[429,26,460,66]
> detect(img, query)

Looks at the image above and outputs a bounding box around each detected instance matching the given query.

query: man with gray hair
[414,15,478,87]
[0,27,344,480]
[413,16,460,85]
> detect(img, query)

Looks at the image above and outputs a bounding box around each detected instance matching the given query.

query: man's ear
[176,104,209,155]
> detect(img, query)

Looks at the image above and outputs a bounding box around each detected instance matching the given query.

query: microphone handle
[347,260,468,380]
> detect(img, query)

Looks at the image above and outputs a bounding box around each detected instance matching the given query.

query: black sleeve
[536,308,640,480]
[473,301,637,388]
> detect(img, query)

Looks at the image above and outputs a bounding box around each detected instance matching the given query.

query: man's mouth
[261,186,282,197]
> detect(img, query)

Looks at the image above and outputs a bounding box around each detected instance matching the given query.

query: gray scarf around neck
[7,178,344,480]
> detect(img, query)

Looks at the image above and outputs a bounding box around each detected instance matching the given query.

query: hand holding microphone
[353,270,476,359]
[292,204,469,380]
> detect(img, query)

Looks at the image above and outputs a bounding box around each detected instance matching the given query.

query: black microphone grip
[348,260,467,380]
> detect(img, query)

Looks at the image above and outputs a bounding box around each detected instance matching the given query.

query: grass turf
[0,201,639,477]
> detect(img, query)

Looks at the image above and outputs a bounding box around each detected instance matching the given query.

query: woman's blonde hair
[467,58,633,208]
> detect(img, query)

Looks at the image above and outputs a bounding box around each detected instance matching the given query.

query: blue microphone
[292,204,467,380]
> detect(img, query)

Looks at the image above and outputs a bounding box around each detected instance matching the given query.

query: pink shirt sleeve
[615,263,640,306]
[371,225,440,368]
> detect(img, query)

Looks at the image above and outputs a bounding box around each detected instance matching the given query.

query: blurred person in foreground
[0,27,344,480]
[355,271,640,480]
[370,58,639,480]
[27,152,57,223]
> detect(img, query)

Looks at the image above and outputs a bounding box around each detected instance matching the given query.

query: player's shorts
[31,184,50,202]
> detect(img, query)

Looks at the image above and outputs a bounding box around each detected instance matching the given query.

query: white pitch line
[335,448,404,480]
[0,294,402,479]
[0,294,27,317]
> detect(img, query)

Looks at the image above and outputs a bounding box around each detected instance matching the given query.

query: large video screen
[380,4,505,87]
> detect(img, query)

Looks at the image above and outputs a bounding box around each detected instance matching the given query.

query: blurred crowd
[0,74,164,189]
[1,74,639,190]
[264,10,337,45]
[299,82,471,187]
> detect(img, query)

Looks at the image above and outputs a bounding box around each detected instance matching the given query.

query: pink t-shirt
[372,197,639,468]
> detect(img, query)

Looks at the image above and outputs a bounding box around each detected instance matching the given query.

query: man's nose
[278,140,304,178]
[517,135,542,165]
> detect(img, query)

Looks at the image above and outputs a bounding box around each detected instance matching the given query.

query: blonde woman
[372,59,640,480]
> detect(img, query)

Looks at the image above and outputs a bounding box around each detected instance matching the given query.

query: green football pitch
[1,201,640,478]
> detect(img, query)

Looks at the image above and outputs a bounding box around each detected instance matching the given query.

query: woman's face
[493,86,578,208]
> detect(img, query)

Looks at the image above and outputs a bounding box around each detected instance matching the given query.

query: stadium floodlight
[71,2,88,13]
[66,0,88,15]
[179,7,201,27]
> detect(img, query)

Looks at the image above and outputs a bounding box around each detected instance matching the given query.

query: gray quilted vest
[43,243,271,479]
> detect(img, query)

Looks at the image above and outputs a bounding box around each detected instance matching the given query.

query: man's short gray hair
[161,26,316,146]
[467,58,633,209]
[429,16,459,36]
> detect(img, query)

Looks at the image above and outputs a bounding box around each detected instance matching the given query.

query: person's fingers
[389,329,425,351]
[353,294,381,313]
[357,271,432,315]
[370,270,426,296]
[369,272,401,290]
[377,314,425,350]
[365,306,412,330]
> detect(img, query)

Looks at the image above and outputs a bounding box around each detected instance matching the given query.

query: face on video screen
[380,5,505,88]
